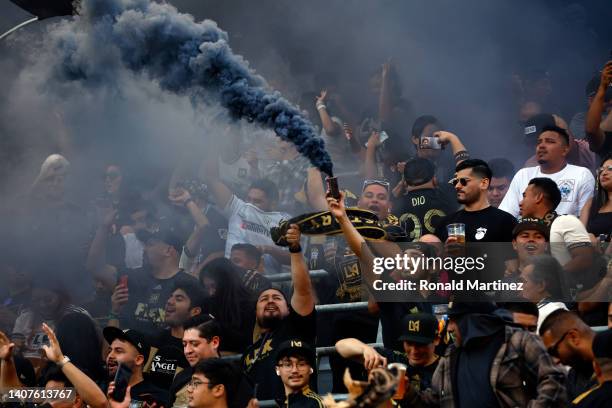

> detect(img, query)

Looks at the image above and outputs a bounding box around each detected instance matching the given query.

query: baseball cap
[403,158,436,186]
[397,313,438,344]
[275,339,316,367]
[512,217,549,240]
[103,327,151,361]
[524,114,570,144]
[592,329,612,359]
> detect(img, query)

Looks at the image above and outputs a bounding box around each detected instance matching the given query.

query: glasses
[448,177,471,187]
[277,360,310,370]
[363,179,390,192]
[598,165,612,174]
[187,380,212,389]
[547,330,570,358]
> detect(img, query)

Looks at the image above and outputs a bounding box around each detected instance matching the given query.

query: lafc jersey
[394,188,456,241]
[306,235,365,304]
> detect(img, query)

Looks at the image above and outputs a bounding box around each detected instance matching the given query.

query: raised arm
[433,131,469,164]
[316,90,341,137]
[200,156,233,209]
[0,330,21,391]
[306,167,327,211]
[364,131,382,179]
[286,224,315,316]
[586,61,612,152]
[41,323,110,408]
[335,338,387,370]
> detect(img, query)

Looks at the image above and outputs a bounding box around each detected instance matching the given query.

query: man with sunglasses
[539,309,597,401]
[435,159,517,243]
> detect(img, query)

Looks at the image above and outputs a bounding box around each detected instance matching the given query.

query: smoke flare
[50,0,333,176]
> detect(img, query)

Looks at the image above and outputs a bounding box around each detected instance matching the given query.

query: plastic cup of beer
[388,363,407,400]
[447,223,466,244]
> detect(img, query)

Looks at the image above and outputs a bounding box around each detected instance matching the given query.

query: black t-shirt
[394,188,457,240]
[375,348,439,394]
[145,329,189,390]
[242,308,316,400]
[435,206,517,243]
[574,381,612,407]
[118,268,199,336]
[129,379,170,407]
[305,236,365,304]
[586,212,612,241]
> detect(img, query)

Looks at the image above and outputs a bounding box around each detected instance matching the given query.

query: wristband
[289,244,302,253]
[316,103,327,111]
[57,355,71,368]
[454,150,470,162]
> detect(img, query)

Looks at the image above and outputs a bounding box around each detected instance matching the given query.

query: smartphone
[365,130,389,147]
[420,136,442,150]
[326,176,340,199]
[118,275,128,289]
[111,363,133,402]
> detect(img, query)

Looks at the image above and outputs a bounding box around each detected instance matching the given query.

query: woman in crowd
[198,258,257,353]
[582,153,612,242]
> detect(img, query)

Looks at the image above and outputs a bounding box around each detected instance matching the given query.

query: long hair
[199,258,254,327]
[589,153,612,222]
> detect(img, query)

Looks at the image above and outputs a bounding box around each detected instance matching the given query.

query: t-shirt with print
[12,305,89,366]
[394,188,457,241]
[434,206,517,243]
[145,329,189,390]
[499,164,595,218]
[223,195,290,257]
[242,308,316,401]
[304,235,365,305]
[375,348,439,394]
[118,268,198,337]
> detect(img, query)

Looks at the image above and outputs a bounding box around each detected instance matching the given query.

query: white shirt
[499,164,595,218]
[223,195,290,257]
[550,215,591,266]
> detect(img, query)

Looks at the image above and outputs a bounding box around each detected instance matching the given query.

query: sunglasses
[448,177,471,187]
[363,179,390,192]
[546,330,570,358]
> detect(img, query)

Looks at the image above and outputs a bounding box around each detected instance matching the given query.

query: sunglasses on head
[363,179,390,192]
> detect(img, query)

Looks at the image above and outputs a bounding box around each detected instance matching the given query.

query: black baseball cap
[103,327,151,361]
[512,217,549,240]
[447,301,498,317]
[592,329,612,359]
[275,339,315,367]
[398,313,438,344]
[524,114,570,143]
[404,158,436,186]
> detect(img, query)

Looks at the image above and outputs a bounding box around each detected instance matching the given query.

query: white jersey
[499,164,595,218]
[223,195,290,257]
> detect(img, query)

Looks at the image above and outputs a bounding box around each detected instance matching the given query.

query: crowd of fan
[0,59,612,408]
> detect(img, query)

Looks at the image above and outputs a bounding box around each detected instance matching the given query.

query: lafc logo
[408,321,420,332]
[291,341,302,347]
